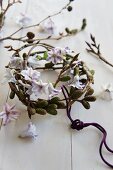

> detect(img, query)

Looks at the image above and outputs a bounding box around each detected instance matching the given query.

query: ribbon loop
[71,119,84,130]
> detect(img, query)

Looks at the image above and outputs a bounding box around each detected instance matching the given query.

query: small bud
[65,27,70,34]
[27,32,35,39]
[67,6,73,12]
[23,53,27,60]
[81,18,87,30]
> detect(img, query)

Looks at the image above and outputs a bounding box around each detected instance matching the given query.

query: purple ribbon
[62,85,113,168]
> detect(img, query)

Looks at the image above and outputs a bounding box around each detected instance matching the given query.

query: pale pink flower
[19,122,38,140]
[16,13,32,26]
[21,67,40,81]
[2,69,16,84]
[48,83,61,99]
[28,55,47,68]
[98,84,113,101]
[32,80,48,97]
[0,103,20,125]
[47,47,72,64]
[9,56,22,69]
[39,19,56,34]
[69,75,85,89]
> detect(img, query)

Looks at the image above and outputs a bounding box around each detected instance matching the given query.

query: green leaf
[9,90,15,99]
[74,67,79,76]
[47,104,57,110]
[60,76,71,82]
[36,108,47,115]
[85,88,94,96]
[46,109,58,115]
[36,55,42,60]
[90,70,95,75]
[70,89,84,100]
[81,100,90,109]
[57,102,66,109]
[84,96,96,102]
[36,100,48,108]
[43,51,48,59]
[49,97,60,104]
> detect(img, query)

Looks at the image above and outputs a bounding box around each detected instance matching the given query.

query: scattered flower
[39,19,56,34]
[16,13,32,26]
[21,67,40,81]
[48,83,61,99]
[69,75,85,89]
[0,103,20,125]
[98,84,113,101]
[9,56,22,69]
[19,122,38,140]
[47,47,72,64]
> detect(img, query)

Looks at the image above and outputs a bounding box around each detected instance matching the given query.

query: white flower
[47,47,70,64]
[32,80,48,98]
[2,69,16,84]
[9,56,22,69]
[39,19,56,34]
[98,84,113,101]
[48,83,61,99]
[16,13,32,26]
[69,75,85,89]
[0,103,20,126]
[19,122,38,140]
[28,55,47,68]
[21,67,40,81]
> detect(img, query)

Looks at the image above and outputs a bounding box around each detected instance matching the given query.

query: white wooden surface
[0,0,113,170]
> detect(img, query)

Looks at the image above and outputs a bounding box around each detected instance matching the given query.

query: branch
[86,34,113,68]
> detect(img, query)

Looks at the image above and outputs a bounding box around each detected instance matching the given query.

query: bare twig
[86,34,113,68]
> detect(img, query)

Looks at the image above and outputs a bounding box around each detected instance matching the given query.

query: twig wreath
[4,34,95,121]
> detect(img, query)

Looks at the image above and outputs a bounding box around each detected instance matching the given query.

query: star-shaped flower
[19,122,38,140]
[2,69,16,84]
[21,67,40,81]
[47,47,72,64]
[32,80,48,98]
[48,83,61,99]
[0,103,20,125]
[28,55,47,68]
[69,75,85,89]
[99,84,113,101]
[9,56,22,69]
[16,13,32,26]
[39,19,56,34]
